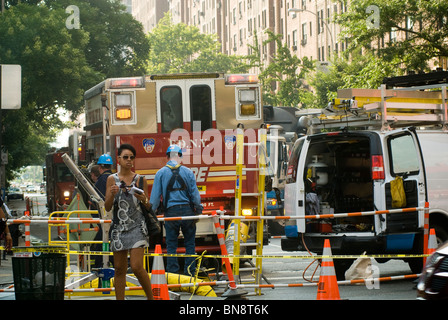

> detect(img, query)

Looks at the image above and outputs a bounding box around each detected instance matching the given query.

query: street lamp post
[288,8,335,59]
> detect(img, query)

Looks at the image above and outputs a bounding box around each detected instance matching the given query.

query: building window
[301,23,307,45]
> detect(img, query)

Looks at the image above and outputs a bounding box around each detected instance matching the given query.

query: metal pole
[0,66,4,194]
[61,153,110,268]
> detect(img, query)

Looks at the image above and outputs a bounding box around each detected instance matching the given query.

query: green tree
[309,0,448,108]
[309,48,397,107]
[146,13,248,74]
[0,1,149,183]
[0,4,96,178]
[253,30,314,107]
[336,0,448,73]
[44,0,150,77]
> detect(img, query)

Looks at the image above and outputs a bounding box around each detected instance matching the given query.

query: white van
[281,85,448,278]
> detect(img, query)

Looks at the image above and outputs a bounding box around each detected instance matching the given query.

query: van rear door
[381,128,427,237]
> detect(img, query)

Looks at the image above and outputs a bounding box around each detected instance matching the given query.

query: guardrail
[3,205,432,299]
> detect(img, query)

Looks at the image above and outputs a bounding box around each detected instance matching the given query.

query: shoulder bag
[138,177,161,237]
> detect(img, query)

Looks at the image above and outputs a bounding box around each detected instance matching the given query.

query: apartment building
[131,1,447,73]
[131,0,342,68]
[131,0,169,33]
[119,0,133,14]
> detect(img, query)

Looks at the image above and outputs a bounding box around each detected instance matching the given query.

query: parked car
[417,241,448,300]
[6,187,24,201]
[25,185,38,193]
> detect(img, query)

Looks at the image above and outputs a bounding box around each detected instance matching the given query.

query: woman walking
[104,144,154,300]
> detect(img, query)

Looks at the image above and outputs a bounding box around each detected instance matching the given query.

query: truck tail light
[111,92,136,124]
[240,104,256,115]
[372,155,385,180]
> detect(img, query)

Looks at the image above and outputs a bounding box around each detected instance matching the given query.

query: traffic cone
[428,228,437,256]
[151,244,170,300]
[316,239,340,300]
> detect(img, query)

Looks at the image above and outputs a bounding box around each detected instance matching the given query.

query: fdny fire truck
[83,73,269,252]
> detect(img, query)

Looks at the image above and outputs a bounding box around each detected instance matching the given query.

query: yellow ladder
[306,84,448,132]
[233,124,267,295]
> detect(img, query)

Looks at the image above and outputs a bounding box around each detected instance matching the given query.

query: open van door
[284,137,306,240]
[381,128,427,248]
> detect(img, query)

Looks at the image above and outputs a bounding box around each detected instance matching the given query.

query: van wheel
[333,259,354,280]
[408,258,423,274]
[407,224,448,274]
[408,233,423,274]
[432,224,448,245]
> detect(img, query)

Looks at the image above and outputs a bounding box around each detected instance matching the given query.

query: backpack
[162,164,189,209]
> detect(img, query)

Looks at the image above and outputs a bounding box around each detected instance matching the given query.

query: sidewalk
[0,252,16,300]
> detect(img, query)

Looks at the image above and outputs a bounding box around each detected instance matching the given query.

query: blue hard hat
[166,145,182,156]
[97,154,113,165]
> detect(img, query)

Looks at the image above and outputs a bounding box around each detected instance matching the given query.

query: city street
[1,0,446,309]
[1,194,420,301]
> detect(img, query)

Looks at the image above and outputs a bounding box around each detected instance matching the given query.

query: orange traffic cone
[428,228,437,256]
[317,239,340,300]
[151,244,170,300]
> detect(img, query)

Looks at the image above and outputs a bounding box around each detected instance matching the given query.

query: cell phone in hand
[130,186,144,195]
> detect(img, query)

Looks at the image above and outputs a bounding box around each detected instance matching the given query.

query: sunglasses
[120,155,135,160]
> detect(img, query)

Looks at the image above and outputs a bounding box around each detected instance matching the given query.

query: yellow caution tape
[2,246,429,259]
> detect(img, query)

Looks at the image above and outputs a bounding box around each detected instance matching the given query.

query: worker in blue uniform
[150,145,203,275]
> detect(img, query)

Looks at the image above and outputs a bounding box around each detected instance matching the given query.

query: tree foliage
[0,0,148,182]
[336,0,448,73]
[44,0,149,77]
[146,13,248,74]
[310,0,448,107]
[249,30,314,107]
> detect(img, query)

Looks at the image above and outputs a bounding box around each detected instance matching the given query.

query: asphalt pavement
[0,194,420,302]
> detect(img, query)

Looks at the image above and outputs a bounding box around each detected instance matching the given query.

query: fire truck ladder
[302,84,448,133]
[232,123,268,295]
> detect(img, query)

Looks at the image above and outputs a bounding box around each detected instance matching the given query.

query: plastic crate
[12,250,66,300]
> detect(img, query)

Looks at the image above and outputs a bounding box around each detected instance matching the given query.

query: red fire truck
[83,73,269,252]
[45,132,87,213]
[45,150,76,213]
